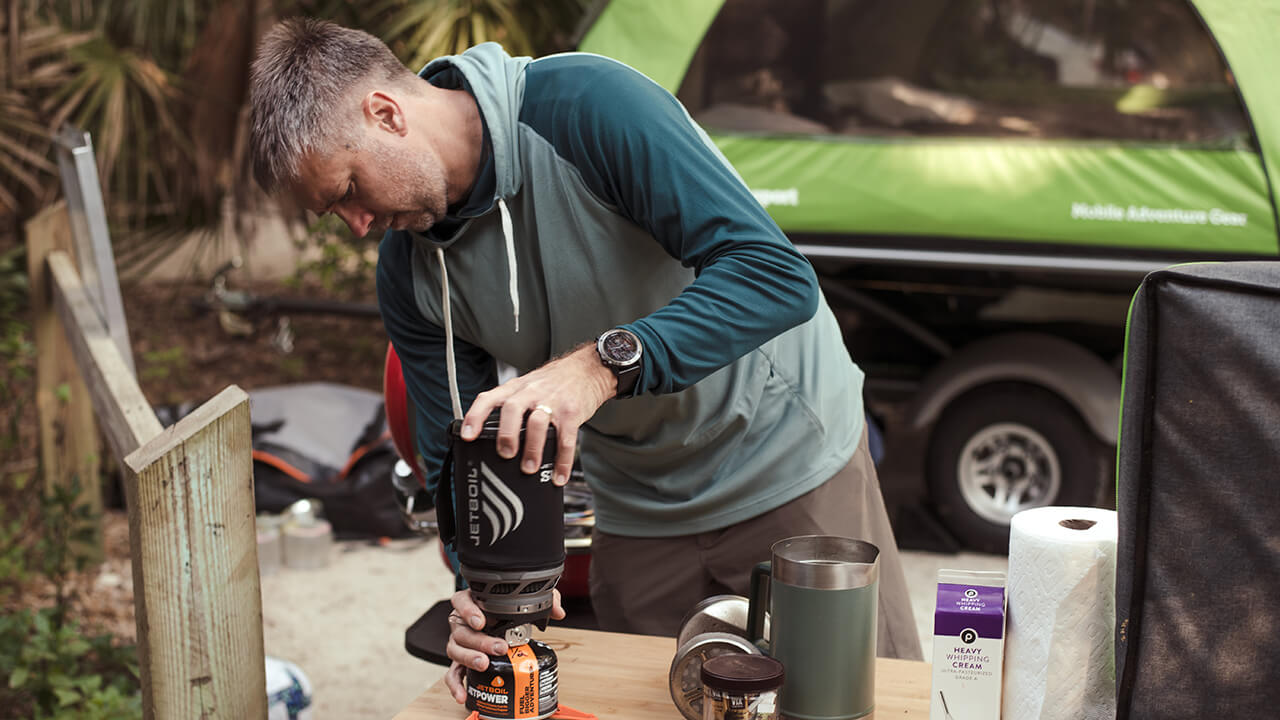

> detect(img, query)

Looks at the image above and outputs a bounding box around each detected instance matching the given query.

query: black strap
[434,420,461,547]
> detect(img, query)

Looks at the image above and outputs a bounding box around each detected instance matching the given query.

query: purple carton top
[934,582,1005,639]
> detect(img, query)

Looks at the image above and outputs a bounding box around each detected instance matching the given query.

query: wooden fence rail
[26,202,267,719]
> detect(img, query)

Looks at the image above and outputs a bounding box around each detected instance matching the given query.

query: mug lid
[701,654,785,693]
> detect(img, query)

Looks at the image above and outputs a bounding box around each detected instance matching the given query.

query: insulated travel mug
[747,535,880,720]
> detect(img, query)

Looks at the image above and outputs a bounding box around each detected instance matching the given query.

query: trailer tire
[926,383,1108,553]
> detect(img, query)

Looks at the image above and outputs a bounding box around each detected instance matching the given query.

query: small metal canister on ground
[256,513,285,576]
[701,654,785,720]
[281,500,333,570]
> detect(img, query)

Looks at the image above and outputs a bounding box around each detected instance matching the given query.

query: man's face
[294,128,448,237]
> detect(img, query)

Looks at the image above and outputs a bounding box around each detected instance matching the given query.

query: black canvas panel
[1116,262,1280,719]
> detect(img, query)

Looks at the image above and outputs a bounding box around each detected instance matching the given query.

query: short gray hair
[250,18,417,193]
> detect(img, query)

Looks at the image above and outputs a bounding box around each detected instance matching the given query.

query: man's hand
[460,343,615,486]
[443,588,566,703]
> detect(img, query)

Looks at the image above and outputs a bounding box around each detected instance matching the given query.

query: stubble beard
[372,142,446,233]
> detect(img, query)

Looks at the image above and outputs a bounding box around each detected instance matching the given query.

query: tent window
[677,0,1252,146]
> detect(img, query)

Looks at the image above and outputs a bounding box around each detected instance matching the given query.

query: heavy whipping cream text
[947,646,992,671]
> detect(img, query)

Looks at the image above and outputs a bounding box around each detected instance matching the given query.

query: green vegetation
[0,478,142,720]
[1,0,588,275]
[0,246,33,468]
[139,345,188,383]
[0,241,138,719]
[289,215,380,298]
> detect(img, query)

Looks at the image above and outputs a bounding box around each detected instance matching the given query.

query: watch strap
[613,363,640,398]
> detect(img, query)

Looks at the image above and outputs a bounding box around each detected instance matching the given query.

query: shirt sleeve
[376,231,497,492]
[521,55,820,396]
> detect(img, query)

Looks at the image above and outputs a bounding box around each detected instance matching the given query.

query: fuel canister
[466,640,559,720]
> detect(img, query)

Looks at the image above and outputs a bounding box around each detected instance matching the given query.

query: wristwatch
[596,328,643,398]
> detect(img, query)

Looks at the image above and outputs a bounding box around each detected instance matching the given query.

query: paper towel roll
[1002,506,1117,720]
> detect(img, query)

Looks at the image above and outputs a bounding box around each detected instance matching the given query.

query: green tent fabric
[578,0,1280,257]
[1192,0,1280,237]
[577,0,720,92]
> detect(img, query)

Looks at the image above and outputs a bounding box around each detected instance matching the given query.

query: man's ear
[364,91,407,136]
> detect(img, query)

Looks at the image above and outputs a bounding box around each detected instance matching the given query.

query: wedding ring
[534,404,554,417]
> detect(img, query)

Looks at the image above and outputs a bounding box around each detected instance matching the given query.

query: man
[249,18,921,700]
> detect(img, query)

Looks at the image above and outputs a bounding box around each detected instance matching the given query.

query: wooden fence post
[43,242,265,718]
[122,386,266,720]
[25,201,102,558]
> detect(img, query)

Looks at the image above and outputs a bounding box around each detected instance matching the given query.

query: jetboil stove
[436,410,596,720]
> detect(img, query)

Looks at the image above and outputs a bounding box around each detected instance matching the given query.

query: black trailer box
[1116,262,1280,718]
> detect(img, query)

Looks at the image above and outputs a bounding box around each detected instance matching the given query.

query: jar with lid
[701,654,785,720]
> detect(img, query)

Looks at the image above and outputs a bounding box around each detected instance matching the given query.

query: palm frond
[0,121,55,175]
[0,147,44,192]
[43,34,188,234]
[65,0,215,69]
[0,12,86,219]
[3,0,590,265]
[364,0,584,70]
[0,91,52,138]
[0,173,20,211]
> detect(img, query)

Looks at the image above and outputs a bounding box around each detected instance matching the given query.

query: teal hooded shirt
[377,44,865,537]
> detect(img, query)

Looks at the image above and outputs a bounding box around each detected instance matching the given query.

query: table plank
[395,627,931,719]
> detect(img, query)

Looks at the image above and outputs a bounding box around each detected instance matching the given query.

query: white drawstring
[498,198,519,333]
[436,198,519,421]
[435,247,463,421]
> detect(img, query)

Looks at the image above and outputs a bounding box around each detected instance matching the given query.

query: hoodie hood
[419,43,529,234]
[415,45,532,413]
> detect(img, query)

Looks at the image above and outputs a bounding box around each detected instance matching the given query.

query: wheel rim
[955,422,1061,525]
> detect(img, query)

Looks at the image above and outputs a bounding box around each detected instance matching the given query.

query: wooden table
[395,626,932,719]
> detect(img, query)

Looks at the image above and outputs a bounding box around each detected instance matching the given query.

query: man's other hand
[443,588,566,703]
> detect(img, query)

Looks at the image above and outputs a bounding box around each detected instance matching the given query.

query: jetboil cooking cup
[435,409,564,636]
[746,536,880,720]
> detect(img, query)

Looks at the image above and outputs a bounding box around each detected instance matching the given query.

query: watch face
[601,330,640,365]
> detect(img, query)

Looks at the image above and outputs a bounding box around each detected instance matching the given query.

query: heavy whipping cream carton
[930,569,1007,720]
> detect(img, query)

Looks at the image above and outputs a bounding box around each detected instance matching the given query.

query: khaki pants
[588,428,922,661]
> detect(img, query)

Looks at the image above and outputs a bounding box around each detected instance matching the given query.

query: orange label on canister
[507,644,539,719]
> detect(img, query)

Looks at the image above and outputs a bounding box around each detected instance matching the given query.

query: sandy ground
[260,536,455,719]
[259,535,1007,719]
